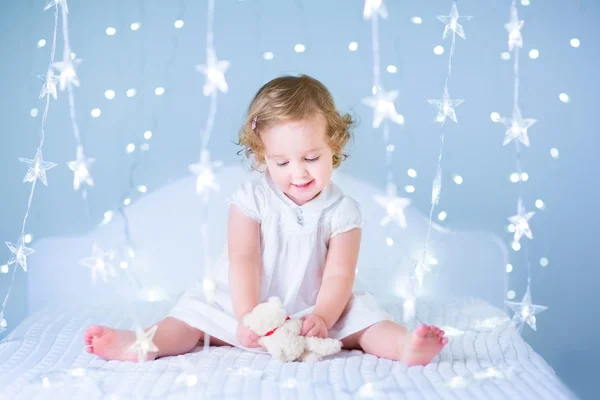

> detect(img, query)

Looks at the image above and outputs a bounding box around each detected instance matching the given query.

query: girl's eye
[306,156,320,163]
[276,161,289,167]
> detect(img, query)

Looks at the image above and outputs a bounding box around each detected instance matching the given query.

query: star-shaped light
[38,72,60,100]
[128,325,159,362]
[500,105,536,147]
[436,1,472,40]
[414,258,432,290]
[188,150,223,197]
[427,85,464,125]
[363,0,388,20]
[505,4,524,51]
[44,0,68,13]
[5,236,35,272]
[79,243,116,284]
[18,148,57,186]
[67,145,95,191]
[374,183,411,229]
[52,56,82,91]
[362,88,403,129]
[505,288,547,332]
[508,198,535,243]
[196,48,229,97]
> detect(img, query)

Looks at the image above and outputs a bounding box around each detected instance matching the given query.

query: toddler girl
[84,74,448,366]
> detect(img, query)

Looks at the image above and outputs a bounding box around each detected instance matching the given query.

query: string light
[413,1,471,301]
[499,1,547,332]
[1,0,63,332]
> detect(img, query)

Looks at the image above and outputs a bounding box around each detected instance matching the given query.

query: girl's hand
[300,314,328,338]
[236,322,261,348]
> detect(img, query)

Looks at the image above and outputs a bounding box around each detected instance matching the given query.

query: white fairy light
[433,45,444,55]
[104,90,115,99]
[363,0,387,20]
[550,148,559,158]
[362,88,403,128]
[174,19,184,28]
[52,56,82,91]
[411,16,422,24]
[30,108,39,117]
[5,236,35,272]
[196,48,230,96]
[505,4,524,51]
[130,22,140,31]
[263,51,274,60]
[18,149,58,186]
[79,243,117,284]
[44,0,68,13]
[294,44,305,53]
[128,325,159,362]
[348,42,358,51]
[559,93,570,103]
[404,185,415,193]
[436,2,472,40]
[38,72,60,100]
[428,85,464,125]
[506,287,547,332]
[106,27,116,36]
[500,104,536,147]
[570,38,580,48]
[188,150,223,197]
[154,87,165,96]
[375,183,411,229]
[67,145,95,191]
[529,49,539,59]
[508,198,535,243]
[386,64,397,73]
[407,168,417,178]
[91,108,101,118]
[37,39,47,48]
[126,88,136,97]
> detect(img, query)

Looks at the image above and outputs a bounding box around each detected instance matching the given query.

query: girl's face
[261,116,334,206]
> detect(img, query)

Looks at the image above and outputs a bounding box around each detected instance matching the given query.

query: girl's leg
[84,317,230,361]
[341,320,447,366]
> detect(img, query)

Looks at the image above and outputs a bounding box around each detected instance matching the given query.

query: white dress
[168,171,393,351]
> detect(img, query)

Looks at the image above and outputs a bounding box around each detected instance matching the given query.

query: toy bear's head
[243,296,288,336]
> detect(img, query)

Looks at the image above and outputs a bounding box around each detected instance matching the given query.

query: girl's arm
[313,228,361,329]
[227,204,262,321]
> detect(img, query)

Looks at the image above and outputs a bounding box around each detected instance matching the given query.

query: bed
[0,165,576,399]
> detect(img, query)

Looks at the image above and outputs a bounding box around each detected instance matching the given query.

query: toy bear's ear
[268,296,282,304]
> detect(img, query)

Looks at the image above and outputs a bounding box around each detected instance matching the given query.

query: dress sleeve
[330,197,365,238]
[228,179,264,221]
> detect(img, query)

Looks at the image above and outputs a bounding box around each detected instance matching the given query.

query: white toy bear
[243,296,342,362]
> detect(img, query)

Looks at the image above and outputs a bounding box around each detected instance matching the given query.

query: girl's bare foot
[84,325,157,362]
[403,324,448,366]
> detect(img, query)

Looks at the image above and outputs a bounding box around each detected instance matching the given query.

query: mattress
[0,296,575,400]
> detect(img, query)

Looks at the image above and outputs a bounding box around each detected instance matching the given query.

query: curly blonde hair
[237,74,355,170]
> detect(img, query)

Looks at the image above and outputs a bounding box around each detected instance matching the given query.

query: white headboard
[27,165,508,314]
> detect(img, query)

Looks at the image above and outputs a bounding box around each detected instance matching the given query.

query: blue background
[0,0,597,398]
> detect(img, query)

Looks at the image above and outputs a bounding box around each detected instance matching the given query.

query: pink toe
[415,324,429,337]
[442,337,449,345]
